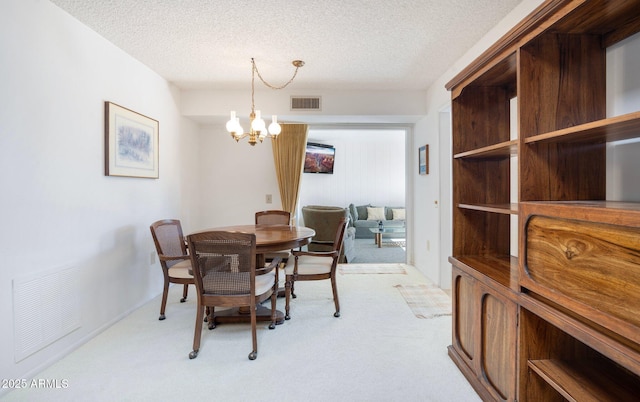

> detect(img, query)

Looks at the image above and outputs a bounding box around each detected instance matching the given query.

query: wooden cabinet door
[451,264,518,401]
[478,282,517,402]
[452,266,476,367]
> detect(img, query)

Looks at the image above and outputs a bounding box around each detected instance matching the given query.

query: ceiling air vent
[291,96,321,111]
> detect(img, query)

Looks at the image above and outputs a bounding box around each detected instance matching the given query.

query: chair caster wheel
[334,312,340,317]
[159,314,166,320]
[285,314,291,320]
[248,351,257,360]
[269,322,276,329]
[189,350,198,359]
[292,294,297,299]
[180,298,186,303]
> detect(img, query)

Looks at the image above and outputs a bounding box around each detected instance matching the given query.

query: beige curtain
[271,124,308,224]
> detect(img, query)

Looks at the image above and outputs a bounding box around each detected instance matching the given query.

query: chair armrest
[292,250,339,258]
[256,257,282,275]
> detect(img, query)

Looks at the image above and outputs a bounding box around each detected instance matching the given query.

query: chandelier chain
[252,58,301,90]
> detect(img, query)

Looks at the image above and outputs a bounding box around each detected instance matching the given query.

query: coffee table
[369,227,406,248]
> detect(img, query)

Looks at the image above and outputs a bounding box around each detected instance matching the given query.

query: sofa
[301,205,356,263]
[348,204,406,239]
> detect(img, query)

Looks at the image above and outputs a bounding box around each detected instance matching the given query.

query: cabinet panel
[452,86,512,154]
[480,287,517,401]
[453,267,476,363]
[451,263,517,402]
[519,33,605,139]
[521,202,640,345]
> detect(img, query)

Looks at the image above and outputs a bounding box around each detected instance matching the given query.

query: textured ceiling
[49,0,523,91]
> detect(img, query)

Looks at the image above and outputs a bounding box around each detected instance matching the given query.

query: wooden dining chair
[186,231,280,360]
[150,219,194,320]
[255,209,290,225]
[255,210,292,267]
[284,217,348,320]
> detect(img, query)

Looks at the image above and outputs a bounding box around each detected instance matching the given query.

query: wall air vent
[291,96,321,111]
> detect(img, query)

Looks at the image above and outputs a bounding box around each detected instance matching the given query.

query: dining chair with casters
[186,231,280,360]
[284,217,348,320]
[255,209,290,225]
[150,219,194,321]
[255,209,292,268]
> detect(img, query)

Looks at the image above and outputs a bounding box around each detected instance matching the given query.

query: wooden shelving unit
[445,1,640,400]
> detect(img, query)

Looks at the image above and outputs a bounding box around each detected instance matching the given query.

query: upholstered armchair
[301,205,355,263]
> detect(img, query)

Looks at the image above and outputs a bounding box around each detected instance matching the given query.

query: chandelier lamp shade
[226,58,304,146]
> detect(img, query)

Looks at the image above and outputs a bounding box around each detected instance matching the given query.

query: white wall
[0,0,199,388]
[193,125,283,229]
[299,128,406,210]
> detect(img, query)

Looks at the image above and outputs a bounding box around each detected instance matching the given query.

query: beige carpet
[339,263,407,274]
[1,264,478,402]
[395,283,452,319]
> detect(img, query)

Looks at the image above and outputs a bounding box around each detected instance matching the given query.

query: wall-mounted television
[304,142,335,174]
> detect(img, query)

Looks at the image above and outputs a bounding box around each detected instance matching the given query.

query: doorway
[298,127,408,264]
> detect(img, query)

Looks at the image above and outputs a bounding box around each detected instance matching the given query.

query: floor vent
[13,265,81,362]
[291,96,321,111]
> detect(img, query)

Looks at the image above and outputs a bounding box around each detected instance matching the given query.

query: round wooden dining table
[197,224,315,325]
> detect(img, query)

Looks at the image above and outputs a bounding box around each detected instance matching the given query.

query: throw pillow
[349,203,358,222]
[366,207,386,221]
[356,204,370,220]
[392,208,406,220]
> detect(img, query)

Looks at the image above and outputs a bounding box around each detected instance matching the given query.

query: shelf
[548,0,640,48]
[519,293,640,379]
[520,201,640,225]
[454,140,518,159]
[458,203,517,215]
[450,255,518,290]
[528,359,640,402]
[524,111,640,144]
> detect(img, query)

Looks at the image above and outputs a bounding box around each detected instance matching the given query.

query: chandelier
[226,58,304,146]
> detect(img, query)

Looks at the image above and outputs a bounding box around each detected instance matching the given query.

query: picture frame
[419,144,429,175]
[105,102,159,178]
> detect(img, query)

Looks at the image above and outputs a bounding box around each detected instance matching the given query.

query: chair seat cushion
[264,251,291,260]
[202,271,276,296]
[168,259,193,279]
[285,255,333,275]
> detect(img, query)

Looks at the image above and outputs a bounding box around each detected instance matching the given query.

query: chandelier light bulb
[268,115,281,135]
[251,110,266,132]
[234,118,243,136]
[226,111,237,133]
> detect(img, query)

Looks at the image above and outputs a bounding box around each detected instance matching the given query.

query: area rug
[395,283,452,319]
[351,238,406,264]
[339,263,407,274]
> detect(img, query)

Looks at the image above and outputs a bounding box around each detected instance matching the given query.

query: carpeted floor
[339,263,407,274]
[2,264,480,402]
[350,238,406,264]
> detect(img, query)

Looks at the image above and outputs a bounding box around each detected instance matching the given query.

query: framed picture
[419,144,429,175]
[105,102,159,178]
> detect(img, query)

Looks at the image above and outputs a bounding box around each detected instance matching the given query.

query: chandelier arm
[228,58,302,145]
[252,59,300,90]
